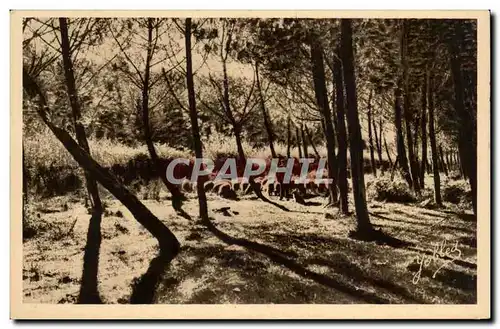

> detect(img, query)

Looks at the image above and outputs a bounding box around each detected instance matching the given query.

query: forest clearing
[24,181,476,304]
[21,16,478,306]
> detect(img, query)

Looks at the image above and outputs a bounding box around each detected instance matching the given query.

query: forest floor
[23,189,477,304]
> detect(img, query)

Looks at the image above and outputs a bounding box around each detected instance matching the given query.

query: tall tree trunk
[185,18,209,221]
[449,21,476,214]
[142,19,185,211]
[301,123,308,158]
[340,19,373,233]
[401,20,420,193]
[59,18,102,214]
[383,134,393,168]
[23,69,180,259]
[255,61,277,158]
[428,74,442,205]
[419,70,429,189]
[367,89,377,177]
[333,47,349,214]
[310,36,338,204]
[394,83,413,188]
[286,115,291,158]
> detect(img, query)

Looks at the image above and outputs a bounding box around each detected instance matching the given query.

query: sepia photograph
[11,10,490,319]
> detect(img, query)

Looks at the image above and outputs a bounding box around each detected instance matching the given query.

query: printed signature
[412,239,462,284]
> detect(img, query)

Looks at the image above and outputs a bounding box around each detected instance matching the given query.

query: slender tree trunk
[446,151,452,172]
[367,90,377,177]
[305,125,320,158]
[333,47,349,213]
[221,46,246,163]
[373,114,383,171]
[301,123,308,158]
[221,51,285,209]
[23,69,180,258]
[384,134,393,168]
[394,83,413,187]
[413,116,421,180]
[286,115,291,158]
[428,74,442,205]
[310,36,338,204]
[59,18,102,214]
[142,19,185,211]
[296,125,303,158]
[185,18,209,221]
[255,61,277,158]
[419,70,429,189]
[439,144,449,177]
[340,19,373,233]
[378,117,383,161]
[401,20,420,193]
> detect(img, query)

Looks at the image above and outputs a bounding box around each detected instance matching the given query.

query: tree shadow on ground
[78,211,103,304]
[304,257,428,303]
[372,211,475,235]
[201,219,406,304]
[441,209,477,222]
[129,254,172,304]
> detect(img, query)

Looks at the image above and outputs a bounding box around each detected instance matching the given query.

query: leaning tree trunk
[419,69,429,190]
[59,18,104,304]
[310,35,338,204]
[333,47,349,214]
[142,18,185,212]
[23,69,180,257]
[221,52,246,161]
[59,18,102,215]
[340,19,373,234]
[255,61,277,158]
[383,134,393,168]
[221,53,283,208]
[401,20,420,193]
[185,18,209,221]
[428,74,442,205]
[367,89,377,177]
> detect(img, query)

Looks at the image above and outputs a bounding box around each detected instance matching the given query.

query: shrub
[23,204,45,241]
[367,175,416,203]
[443,179,472,205]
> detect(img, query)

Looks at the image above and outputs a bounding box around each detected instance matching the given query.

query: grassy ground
[23,183,476,305]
